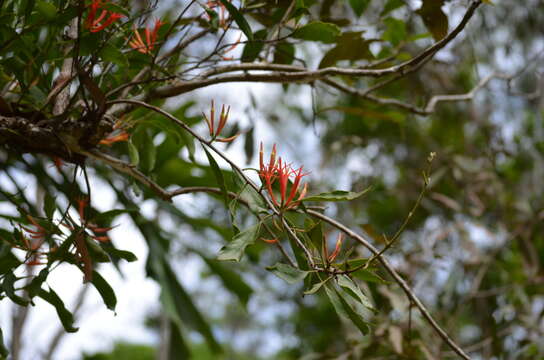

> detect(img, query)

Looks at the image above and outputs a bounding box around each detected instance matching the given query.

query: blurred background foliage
[0,0,543,359]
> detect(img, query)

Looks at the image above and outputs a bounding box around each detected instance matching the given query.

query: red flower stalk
[20,215,47,250]
[258,143,308,209]
[85,0,123,33]
[75,197,112,242]
[129,19,164,54]
[220,33,242,60]
[202,100,238,142]
[327,233,344,263]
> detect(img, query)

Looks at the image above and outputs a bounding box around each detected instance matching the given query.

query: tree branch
[306,209,471,360]
[148,1,482,99]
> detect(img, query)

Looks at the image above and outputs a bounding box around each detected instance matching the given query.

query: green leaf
[158,260,221,353]
[292,21,340,44]
[86,237,110,263]
[319,31,375,68]
[232,170,267,214]
[304,275,331,295]
[26,268,48,299]
[273,42,295,65]
[267,263,310,284]
[36,0,56,20]
[349,0,371,17]
[383,17,406,46]
[38,288,78,332]
[217,223,260,261]
[302,188,371,202]
[91,270,117,311]
[352,268,387,284]
[168,320,191,360]
[241,29,267,62]
[132,127,156,174]
[43,193,56,219]
[0,327,8,359]
[324,283,369,335]
[381,0,404,16]
[92,209,135,225]
[0,248,21,275]
[203,146,229,207]
[100,44,128,67]
[337,275,375,310]
[2,272,29,306]
[128,141,140,166]
[200,255,253,306]
[102,247,138,262]
[219,0,253,40]
[416,0,448,41]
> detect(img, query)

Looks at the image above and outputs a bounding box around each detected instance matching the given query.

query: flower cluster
[202,100,238,142]
[129,19,164,54]
[85,0,123,33]
[259,143,308,210]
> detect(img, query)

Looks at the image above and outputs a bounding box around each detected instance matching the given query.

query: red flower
[202,100,239,142]
[129,19,164,54]
[99,130,129,145]
[85,0,123,33]
[259,143,308,209]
